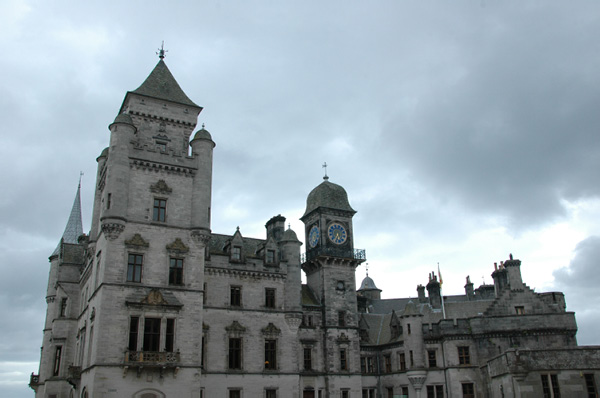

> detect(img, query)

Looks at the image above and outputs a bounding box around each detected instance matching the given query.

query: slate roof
[303,179,356,218]
[301,285,321,307]
[52,183,84,256]
[123,60,200,109]
[208,233,266,258]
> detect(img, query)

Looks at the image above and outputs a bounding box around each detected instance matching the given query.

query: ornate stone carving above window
[125,233,150,249]
[225,321,246,337]
[166,238,189,255]
[337,333,350,344]
[262,323,281,338]
[142,289,169,306]
[150,179,173,195]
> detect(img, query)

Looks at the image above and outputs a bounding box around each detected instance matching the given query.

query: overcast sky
[2,1,600,396]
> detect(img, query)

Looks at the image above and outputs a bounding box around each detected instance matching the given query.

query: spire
[125,59,200,109]
[51,181,84,256]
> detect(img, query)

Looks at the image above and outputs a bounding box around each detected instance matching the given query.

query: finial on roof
[322,162,329,180]
[288,223,291,229]
[202,123,205,129]
[236,226,240,231]
[157,41,168,60]
[365,262,369,277]
[79,171,83,189]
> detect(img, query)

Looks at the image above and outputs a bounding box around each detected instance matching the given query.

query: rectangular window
[128,316,139,351]
[407,323,411,334]
[515,306,525,315]
[401,387,409,398]
[458,346,470,365]
[338,310,346,327]
[550,374,561,398]
[265,288,276,308]
[341,391,349,398]
[304,347,312,370]
[265,339,277,369]
[203,282,207,305]
[541,374,561,398]
[230,286,242,307]
[384,354,392,372]
[462,383,475,398]
[266,390,277,398]
[266,249,275,264]
[229,390,241,398]
[229,338,242,369]
[387,387,394,398]
[106,193,111,209]
[232,246,241,261]
[303,314,314,327]
[153,198,166,222]
[585,374,597,397]
[53,346,62,376]
[340,349,348,370]
[127,254,143,283]
[165,318,175,352]
[428,350,437,368]
[143,318,161,352]
[399,352,406,370]
[156,141,167,152]
[410,350,414,367]
[366,356,374,373]
[362,389,376,398]
[169,258,184,285]
[60,297,68,317]
[426,385,444,398]
[361,356,366,373]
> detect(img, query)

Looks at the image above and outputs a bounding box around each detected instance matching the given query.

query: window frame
[152,198,167,222]
[458,346,471,365]
[265,288,276,309]
[169,257,184,285]
[228,337,242,370]
[230,286,242,307]
[264,339,277,370]
[127,253,143,283]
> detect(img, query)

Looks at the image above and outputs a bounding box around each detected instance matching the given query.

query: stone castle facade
[31,58,600,398]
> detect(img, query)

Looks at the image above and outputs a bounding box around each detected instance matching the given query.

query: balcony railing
[125,350,180,364]
[29,373,39,387]
[301,248,366,263]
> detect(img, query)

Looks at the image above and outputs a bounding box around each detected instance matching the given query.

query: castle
[31,56,600,398]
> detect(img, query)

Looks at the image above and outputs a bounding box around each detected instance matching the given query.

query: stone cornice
[130,158,196,177]
[205,266,286,281]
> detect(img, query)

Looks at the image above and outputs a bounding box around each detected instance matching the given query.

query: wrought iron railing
[125,351,180,364]
[29,373,39,387]
[301,248,366,263]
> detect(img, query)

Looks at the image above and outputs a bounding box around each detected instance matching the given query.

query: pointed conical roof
[51,183,84,256]
[123,59,200,109]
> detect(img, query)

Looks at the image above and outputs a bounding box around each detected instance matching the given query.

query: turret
[358,273,382,301]
[89,147,108,242]
[190,125,215,234]
[280,227,302,312]
[101,113,136,224]
[401,300,424,369]
[504,254,524,289]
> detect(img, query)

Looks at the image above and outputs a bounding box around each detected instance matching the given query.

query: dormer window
[266,250,275,264]
[232,246,242,261]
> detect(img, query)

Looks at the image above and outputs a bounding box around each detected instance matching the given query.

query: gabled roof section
[122,60,200,111]
[51,183,84,256]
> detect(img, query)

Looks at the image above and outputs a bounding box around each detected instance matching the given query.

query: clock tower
[301,176,365,386]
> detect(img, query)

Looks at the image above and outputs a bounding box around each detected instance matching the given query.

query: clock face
[328,223,347,245]
[308,225,320,248]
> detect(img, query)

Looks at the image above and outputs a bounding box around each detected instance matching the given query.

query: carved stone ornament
[125,233,150,248]
[262,322,281,337]
[141,289,168,306]
[407,370,428,390]
[285,313,303,333]
[337,333,350,343]
[166,238,189,254]
[203,323,210,331]
[191,229,212,245]
[101,223,125,240]
[225,321,247,334]
[150,179,172,195]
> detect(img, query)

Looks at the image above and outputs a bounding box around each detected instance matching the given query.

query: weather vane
[157,41,168,59]
[365,263,369,277]
[322,162,329,180]
[79,171,84,188]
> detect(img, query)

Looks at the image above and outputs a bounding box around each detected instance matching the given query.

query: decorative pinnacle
[322,162,329,180]
[157,41,168,59]
[365,262,369,277]
[79,171,84,188]
[202,123,205,129]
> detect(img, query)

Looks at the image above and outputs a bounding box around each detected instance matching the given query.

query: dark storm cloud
[552,236,600,345]
[380,3,600,227]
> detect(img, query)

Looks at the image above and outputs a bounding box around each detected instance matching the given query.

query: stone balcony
[125,350,180,365]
